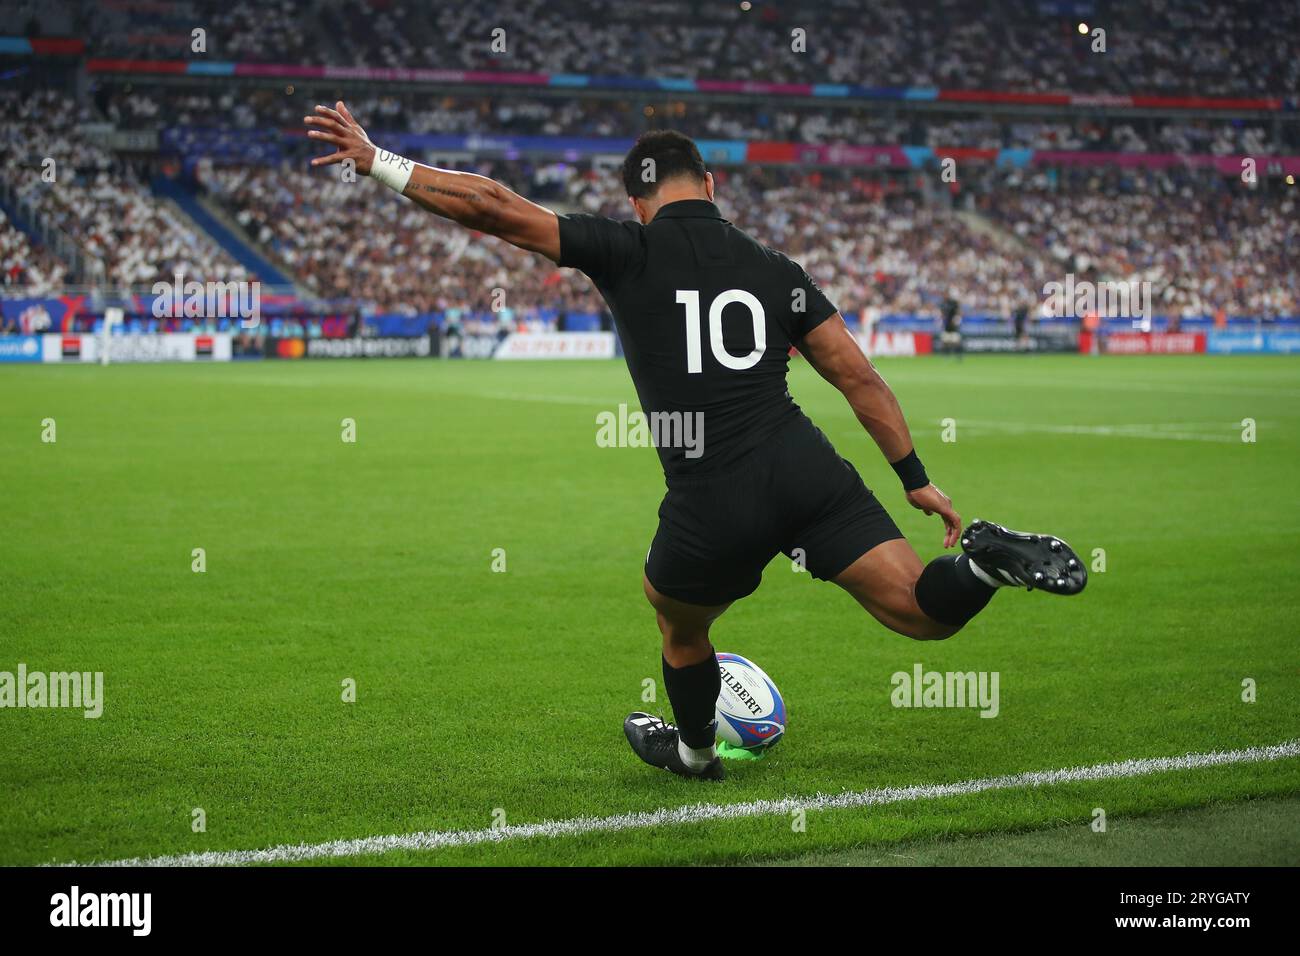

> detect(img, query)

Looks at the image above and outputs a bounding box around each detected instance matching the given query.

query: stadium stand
[980,166,1299,320]
[45,0,1298,97]
[0,0,1295,336]
[1,208,66,295]
[200,159,607,317]
[0,90,249,287]
[92,84,1300,154]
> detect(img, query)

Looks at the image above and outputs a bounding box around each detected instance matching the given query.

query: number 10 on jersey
[677,289,767,372]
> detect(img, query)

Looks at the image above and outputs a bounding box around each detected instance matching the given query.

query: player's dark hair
[620,130,707,199]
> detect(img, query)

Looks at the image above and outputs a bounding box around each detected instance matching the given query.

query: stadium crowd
[981,166,1299,319]
[1,209,67,294]
[100,86,641,140]
[756,172,1042,319]
[193,153,1298,323]
[1,80,1295,325]
[2,90,1294,325]
[0,91,248,287]
[35,0,1299,98]
[201,158,608,317]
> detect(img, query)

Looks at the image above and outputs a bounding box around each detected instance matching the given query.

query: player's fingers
[314,103,346,124]
[310,151,347,167]
[304,115,345,133]
[943,509,962,548]
[307,130,348,146]
[336,100,357,125]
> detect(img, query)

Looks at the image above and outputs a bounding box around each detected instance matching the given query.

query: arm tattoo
[407,179,503,232]
[411,183,480,203]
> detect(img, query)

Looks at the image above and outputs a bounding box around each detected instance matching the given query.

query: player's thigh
[832,538,952,638]
[643,476,772,612]
[779,433,905,587]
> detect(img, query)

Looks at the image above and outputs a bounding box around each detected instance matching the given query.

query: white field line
[61,739,1300,868]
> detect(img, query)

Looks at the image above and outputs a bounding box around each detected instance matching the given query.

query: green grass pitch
[1,354,1297,866]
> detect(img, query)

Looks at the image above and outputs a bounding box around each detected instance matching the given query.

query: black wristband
[890,449,929,491]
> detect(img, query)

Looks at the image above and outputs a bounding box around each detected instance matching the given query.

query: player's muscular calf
[305,101,561,260]
[643,575,731,667]
[833,541,960,641]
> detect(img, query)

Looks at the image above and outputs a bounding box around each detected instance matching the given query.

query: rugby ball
[715,652,786,751]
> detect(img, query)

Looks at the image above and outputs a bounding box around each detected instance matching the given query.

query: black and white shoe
[624,713,725,781]
[961,519,1087,595]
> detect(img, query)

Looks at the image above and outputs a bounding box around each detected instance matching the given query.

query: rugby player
[940,294,963,358]
[305,105,1087,781]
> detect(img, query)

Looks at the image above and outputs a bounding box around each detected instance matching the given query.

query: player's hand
[305,101,376,175]
[906,483,962,548]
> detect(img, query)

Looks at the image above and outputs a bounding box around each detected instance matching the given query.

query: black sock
[914,554,997,627]
[662,652,720,750]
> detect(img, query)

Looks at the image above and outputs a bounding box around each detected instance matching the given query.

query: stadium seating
[980,166,1299,319]
[2,92,1295,324]
[0,91,249,287]
[0,3,1296,328]
[59,0,1300,97]
[1,208,66,295]
[201,159,607,317]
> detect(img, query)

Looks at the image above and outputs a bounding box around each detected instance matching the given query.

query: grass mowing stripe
[956,420,1241,442]
[65,740,1300,868]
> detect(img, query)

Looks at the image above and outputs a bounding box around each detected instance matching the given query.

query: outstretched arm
[798,314,963,547]
[304,101,560,262]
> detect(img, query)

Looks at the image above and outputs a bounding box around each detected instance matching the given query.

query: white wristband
[369,148,414,194]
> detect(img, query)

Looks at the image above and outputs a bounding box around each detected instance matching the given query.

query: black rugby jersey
[558,199,836,477]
